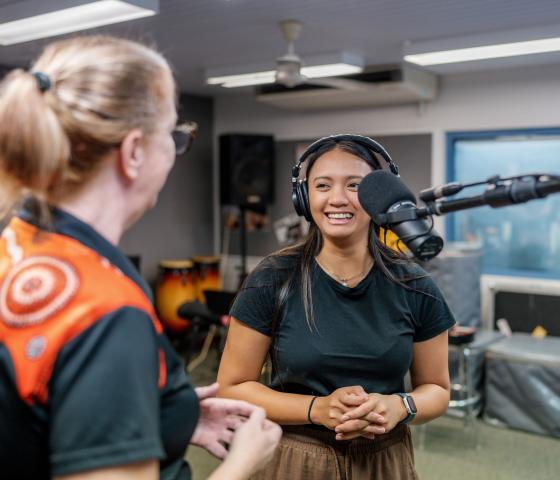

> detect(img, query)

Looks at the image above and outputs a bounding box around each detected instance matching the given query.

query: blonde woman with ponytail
[0,36,280,480]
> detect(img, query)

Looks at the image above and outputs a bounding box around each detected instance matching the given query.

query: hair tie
[32,71,51,93]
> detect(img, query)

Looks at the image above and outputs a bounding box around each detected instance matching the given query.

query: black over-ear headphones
[291,134,400,222]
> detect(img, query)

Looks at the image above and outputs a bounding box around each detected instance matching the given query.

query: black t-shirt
[0,208,199,480]
[230,254,455,396]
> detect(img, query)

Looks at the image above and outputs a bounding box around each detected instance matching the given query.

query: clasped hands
[312,386,407,441]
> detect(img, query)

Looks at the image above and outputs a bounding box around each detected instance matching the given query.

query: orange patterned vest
[0,217,166,406]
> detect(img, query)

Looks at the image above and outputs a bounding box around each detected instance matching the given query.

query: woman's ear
[118,129,145,181]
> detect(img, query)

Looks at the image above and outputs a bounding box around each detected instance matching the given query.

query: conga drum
[155,260,197,332]
[192,256,221,303]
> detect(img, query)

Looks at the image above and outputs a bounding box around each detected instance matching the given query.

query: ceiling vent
[255,64,438,110]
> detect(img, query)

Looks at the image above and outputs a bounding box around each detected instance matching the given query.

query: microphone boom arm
[424,173,560,216]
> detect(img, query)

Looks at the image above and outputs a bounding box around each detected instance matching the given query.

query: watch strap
[396,392,416,424]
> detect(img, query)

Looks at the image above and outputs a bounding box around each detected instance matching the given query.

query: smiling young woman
[217,135,455,480]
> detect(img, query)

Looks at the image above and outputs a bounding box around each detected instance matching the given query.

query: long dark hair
[269,139,423,334]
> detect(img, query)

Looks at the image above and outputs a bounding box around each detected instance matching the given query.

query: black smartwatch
[396,393,417,424]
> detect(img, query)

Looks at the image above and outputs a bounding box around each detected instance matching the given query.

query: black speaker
[219,134,274,206]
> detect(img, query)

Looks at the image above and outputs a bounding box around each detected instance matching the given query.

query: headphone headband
[293,134,399,179]
[291,134,400,222]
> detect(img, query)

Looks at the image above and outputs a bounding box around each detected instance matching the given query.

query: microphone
[358,171,444,261]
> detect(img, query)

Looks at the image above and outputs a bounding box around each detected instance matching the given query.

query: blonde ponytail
[0,70,70,217]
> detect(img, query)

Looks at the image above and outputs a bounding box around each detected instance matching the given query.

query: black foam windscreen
[358,170,416,218]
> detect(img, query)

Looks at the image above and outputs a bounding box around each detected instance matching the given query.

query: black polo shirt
[230,255,455,396]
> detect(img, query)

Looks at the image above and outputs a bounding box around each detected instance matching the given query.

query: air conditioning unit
[255,64,438,110]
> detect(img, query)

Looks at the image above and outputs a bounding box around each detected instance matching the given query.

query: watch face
[405,395,417,414]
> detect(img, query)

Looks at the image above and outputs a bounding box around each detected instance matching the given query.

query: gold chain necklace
[315,256,373,287]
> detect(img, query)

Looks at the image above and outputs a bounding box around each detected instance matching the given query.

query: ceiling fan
[207,19,370,90]
[208,20,438,109]
[272,19,368,91]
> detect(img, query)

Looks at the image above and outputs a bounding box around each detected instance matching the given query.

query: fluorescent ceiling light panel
[405,37,560,66]
[0,0,158,46]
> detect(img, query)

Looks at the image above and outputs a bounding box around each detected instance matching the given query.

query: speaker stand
[237,206,248,289]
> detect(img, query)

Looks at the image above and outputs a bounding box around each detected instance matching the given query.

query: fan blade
[304,76,371,91]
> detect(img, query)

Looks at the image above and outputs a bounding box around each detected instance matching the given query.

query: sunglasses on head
[172,121,198,156]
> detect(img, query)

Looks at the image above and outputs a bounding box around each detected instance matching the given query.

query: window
[446,129,560,278]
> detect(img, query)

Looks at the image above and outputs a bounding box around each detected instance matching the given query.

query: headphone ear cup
[292,181,312,222]
[292,183,303,216]
[299,181,311,222]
